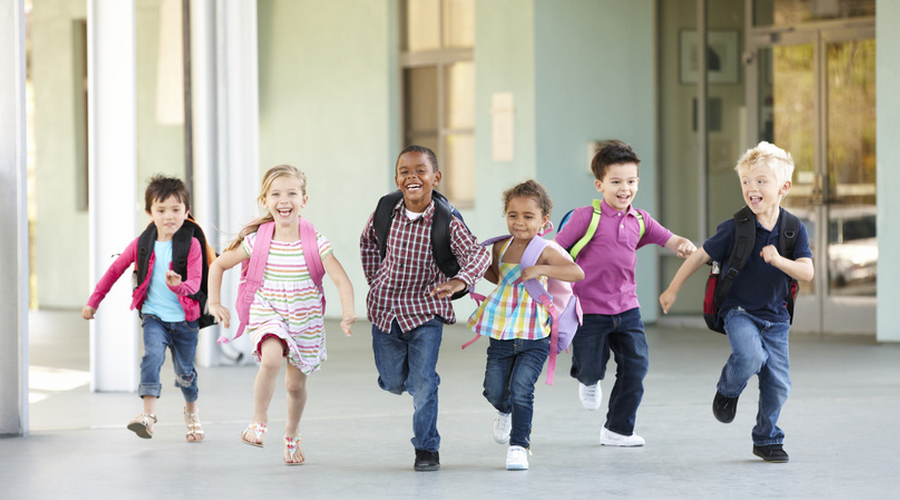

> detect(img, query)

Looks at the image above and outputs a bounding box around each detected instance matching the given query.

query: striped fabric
[467,240,550,341]
[241,230,332,374]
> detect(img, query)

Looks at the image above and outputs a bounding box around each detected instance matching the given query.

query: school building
[2,0,898,438]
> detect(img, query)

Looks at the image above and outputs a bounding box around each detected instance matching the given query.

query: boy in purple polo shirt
[660,142,813,463]
[556,139,695,447]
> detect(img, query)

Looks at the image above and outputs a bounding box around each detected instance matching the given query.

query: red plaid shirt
[360,198,490,333]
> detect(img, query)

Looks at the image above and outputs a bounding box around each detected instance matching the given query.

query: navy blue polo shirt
[703,208,812,323]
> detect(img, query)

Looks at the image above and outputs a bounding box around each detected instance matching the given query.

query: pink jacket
[87,236,202,321]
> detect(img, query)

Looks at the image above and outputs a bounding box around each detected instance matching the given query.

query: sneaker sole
[414,464,441,472]
[753,451,789,463]
[506,465,528,470]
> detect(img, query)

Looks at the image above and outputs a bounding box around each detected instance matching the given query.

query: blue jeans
[139,315,200,402]
[483,337,550,449]
[720,308,791,446]
[371,318,443,452]
[570,308,647,436]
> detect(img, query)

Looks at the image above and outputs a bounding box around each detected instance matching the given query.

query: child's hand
[81,305,96,320]
[429,279,466,299]
[519,265,544,282]
[760,244,781,265]
[209,303,230,329]
[340,315,357,336]
[165,270,183,287]
[659,289,677,314]
[675,240,697,258]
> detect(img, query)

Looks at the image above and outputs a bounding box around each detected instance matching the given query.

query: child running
[467,180,584,470]
[208,164,356,465]
[82,175,208,442]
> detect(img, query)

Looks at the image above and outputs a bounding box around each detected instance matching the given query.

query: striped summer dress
[466,239,551,341]
[241,230,332,374]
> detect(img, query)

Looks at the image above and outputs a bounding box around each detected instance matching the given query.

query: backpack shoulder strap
[713,205,756,308]
[776,208,801,258]
[430,190,460,277]
[135,224,157,289]
[170,222,194,282]
[374,190,403,261]
[299,218,325,289]
[569,199,603,260]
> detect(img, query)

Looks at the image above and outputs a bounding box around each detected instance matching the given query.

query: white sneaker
[506,445,529,470]
[599,427,645,447]
[492,412,511,444]
[579,382,602,411]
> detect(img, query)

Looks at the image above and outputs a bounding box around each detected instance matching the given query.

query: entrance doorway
[747,18,876,333]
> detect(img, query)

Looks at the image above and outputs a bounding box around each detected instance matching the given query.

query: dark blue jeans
[570,308,647,436]
[371,318,443,452]
[482,337,550,449]
[139,315,200,402]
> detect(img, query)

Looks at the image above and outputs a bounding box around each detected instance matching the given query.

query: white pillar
[190,0,223,366]
[0,0,29,436]
[210,0,261,362]
[87,0,139,391]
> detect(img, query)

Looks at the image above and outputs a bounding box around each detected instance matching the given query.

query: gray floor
[3,310,899,499]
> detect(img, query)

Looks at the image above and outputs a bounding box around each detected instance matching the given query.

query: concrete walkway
[2,310,899,499]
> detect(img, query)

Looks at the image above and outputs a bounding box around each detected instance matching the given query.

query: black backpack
[373,190,469,300]
[703,206,801,334]
[135,216,217,329]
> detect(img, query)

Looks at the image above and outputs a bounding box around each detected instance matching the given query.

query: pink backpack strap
[217,222,274,345]
[299,218,325,301]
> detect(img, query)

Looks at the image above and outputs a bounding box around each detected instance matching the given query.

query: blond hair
[223,164,308,252]
[735,141,795,185]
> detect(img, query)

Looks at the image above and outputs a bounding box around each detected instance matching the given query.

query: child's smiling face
[740,164,790,218]
[395,151,441,213]
[147,195,188,242]
[505,195,549,243]
[595,162,640,212]
[264,175,307,226]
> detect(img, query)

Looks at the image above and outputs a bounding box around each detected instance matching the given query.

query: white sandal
[184,408,205,443]
[127,413,157,439]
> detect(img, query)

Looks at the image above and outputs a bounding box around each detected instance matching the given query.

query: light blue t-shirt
[140,240,185,322]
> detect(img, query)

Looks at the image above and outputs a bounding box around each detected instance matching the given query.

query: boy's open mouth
[405,183,423,192]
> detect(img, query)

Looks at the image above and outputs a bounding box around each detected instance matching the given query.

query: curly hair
[502,179,553,217]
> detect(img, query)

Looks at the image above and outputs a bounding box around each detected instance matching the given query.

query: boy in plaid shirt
[360,145,490,471]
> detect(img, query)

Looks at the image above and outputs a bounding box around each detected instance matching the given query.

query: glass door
[748,23,876,334]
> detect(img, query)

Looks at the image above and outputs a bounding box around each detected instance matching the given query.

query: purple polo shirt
[555,199,673,315]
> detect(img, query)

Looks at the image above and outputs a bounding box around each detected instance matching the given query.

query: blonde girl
[208,165,356,465]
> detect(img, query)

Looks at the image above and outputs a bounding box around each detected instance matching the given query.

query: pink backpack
[216,218,325,346]
[465,234,583,385]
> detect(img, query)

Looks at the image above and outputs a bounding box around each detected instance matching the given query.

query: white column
[190,0,223,366]
[87,0,139,391]
[211,0,261,362]
[0,0,29,436]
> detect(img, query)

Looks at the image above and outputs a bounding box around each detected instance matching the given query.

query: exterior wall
[256,0,396,317]
[876,0,900,342]
[533,0,660,322]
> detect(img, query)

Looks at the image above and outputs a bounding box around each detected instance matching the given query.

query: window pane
[444,133,475,206]
[754,0,874,27]
[444,61,474,129]
[406,0,440,52]
[443,0,474,49]
[404,67,439,133]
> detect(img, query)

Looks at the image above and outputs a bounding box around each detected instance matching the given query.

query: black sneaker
[712,391,739,423]
[753,444,790,463]
[414,449,440,471]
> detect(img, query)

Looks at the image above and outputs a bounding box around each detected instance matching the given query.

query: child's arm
[520,243,585,283]
[164,238,203,295]
[207,246,249,329]
[430,218,491,299]
[322,253,357,336]
[482,240,504,285]
[82,239,139,320]
[664,234,698,258]
[659,246,712,314]
[760,247,815,282]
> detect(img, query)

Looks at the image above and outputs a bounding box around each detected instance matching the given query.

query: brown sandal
[127,414,157,439]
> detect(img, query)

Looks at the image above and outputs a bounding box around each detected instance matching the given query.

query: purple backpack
[216,218,325,346]
[465,234,583,385]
